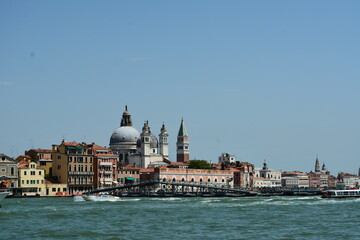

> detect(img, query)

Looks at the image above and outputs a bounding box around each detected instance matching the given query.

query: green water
[1,196,359,240]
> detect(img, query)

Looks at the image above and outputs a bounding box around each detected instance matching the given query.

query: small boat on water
[322,189,360,198]
[0,192,10,206]
[82,194,120,202]
[0,192,9,201]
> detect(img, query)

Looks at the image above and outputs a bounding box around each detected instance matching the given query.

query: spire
[120,105,133,127]
[263,160,268,170]
[142,121,150,134]
[178,118,188,137]
[315,156,320,172]
[160,123,167,135]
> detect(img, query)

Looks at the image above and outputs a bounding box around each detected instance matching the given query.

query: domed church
[109,106,170,168]
[109,106,140,165]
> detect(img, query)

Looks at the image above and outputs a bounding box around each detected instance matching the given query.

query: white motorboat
[322,189,360,198]
[0,192,9,202]
[82,194,120,202]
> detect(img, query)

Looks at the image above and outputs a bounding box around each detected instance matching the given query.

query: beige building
[281,171,309,188]
[16,161,68,196]
[52,140,94,194]
[18,162,45,196]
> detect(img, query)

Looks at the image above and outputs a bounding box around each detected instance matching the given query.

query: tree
[189,160,212,169]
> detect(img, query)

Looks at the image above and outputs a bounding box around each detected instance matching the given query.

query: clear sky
[1,1,359,174]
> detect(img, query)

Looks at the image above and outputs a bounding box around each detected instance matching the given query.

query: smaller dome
[136,133,158,149]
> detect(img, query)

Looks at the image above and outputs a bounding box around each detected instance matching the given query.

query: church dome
[110,126,140,145]
[109,106,140,145]
[136,133,158,148]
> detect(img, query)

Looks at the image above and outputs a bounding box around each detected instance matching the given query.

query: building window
[39,171,42,175]
[27,180,29,184]
[22,180,24,184]
[37,180,39,184]
[24,171,27,175]
[11,167,14,175]
[52,188,56,192]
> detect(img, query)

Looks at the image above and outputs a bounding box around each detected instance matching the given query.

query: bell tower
[159,123,169,159]
[176,118,189,163]
[315,156,320,173]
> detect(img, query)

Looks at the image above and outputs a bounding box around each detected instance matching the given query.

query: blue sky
[1,1,359,174]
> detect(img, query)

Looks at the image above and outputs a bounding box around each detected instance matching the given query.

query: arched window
[200,178,203,183]
[163,178,166,182]
[191,178,194,182]
[172,178,176,182]
[181,178,185,182]
[214,179,218,183]
[208,178,211,182]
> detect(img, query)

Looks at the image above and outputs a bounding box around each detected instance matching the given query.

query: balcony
[69,171,94,175]
[99,162,112,166]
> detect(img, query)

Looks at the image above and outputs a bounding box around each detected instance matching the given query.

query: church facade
[109,106,188,168]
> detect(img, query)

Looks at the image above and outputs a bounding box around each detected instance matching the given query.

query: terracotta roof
[168,162,189,166]
[29,149,52,153]
[18,160,29,168]
[88,144,109,150]
[62,141,80,146]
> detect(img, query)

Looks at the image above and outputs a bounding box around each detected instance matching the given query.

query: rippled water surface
[1,196,360,239]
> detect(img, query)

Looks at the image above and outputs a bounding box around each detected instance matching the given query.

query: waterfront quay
[1,107,359,197]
